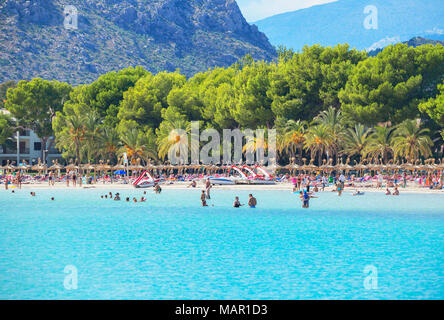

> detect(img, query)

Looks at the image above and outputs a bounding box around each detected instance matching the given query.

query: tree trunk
[41,137,48,164]
[75,141,80,165]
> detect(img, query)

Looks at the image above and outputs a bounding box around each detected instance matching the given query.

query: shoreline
[4,182,444,194]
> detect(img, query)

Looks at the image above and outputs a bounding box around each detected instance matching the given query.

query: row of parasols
[1,158,444,175]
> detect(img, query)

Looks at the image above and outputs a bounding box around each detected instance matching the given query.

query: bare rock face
[0,0,276,84]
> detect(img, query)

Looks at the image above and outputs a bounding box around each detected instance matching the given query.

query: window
[34,142,42,151]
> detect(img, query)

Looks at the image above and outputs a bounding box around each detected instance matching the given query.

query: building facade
[0,110,62,166]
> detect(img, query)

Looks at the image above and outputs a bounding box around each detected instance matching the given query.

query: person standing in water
[248,194,257,208]
[233,196,243,208]
[201,190,208,207]
[205,178,212,199]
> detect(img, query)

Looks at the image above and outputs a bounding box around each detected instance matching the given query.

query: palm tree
[98,127,121,164]
[313,106,345,161]
[341,124,371,160]
[392,119,433,162]
[157,121,190,162]
[277,120,307,164]
[54,113,87,165]
[363,126,394,163]
[83,111,101,163]
[304,125,333,165]
[120,128,157,164]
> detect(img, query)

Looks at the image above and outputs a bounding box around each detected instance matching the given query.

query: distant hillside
[368,37,444,56]
[0,0,276,85]
[254,0,444,51]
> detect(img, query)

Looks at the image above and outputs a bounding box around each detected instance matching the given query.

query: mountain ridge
[0,0,276,85]
[254,0,444,51]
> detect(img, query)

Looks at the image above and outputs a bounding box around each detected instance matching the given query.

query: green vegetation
[5,78,72,160]
[2,43,443,165]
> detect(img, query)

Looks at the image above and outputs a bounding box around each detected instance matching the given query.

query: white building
[0,109,62,166]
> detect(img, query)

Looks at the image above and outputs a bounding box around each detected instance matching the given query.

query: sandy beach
[8,181,444,194]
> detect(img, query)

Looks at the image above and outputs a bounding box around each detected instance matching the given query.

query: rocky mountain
[0,0,276,85]
[254,0,444,51]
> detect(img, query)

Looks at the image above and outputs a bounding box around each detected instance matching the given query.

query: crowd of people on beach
[2,168,443,209]
[1,168,444,190]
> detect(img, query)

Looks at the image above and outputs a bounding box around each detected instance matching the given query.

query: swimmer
[30,192,35,197]
[337,183,343,196]
[352,190,364,196]
[114,193,121,201]
[233,196,243,208]
[140,197,147,202]
[51,197,54,201]
[105,195,108,199]
[154,183,162,194]
[133,198,138,203]
[385,188,391,195]
[248,194,257,208]
[300,191,309,208]
[126,197,130,202]
[393,187,400,196]
[201,190,208,207]
[101,195,104,199]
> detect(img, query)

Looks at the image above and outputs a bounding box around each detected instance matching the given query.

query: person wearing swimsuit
[233,197,242,208]
[248,194,257,208]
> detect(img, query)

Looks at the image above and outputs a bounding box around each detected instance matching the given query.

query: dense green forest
[2,43,444,165]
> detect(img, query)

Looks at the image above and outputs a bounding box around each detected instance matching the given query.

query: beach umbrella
[81,163,95,171]
[65,161,79,171]
[49,160,64,171]
[5,161,16,173]
[18,160,32,172]
[112,164,126,171]
[32,158,47,173]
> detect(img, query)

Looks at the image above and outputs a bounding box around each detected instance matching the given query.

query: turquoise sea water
[0,188,443,300]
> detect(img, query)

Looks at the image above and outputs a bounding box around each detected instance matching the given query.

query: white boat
[249,179,276,185]
[135,180,155,188]
[209,177,236,185]
[133,171,159,188]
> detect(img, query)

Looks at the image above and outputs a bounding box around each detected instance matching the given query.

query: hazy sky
[236,0,337,22]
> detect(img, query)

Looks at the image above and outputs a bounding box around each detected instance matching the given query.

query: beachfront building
[0,109,62,166]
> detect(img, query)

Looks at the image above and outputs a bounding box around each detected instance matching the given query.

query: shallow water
[0,188,443,299]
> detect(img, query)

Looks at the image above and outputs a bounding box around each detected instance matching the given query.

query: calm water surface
[0,188,443,299]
